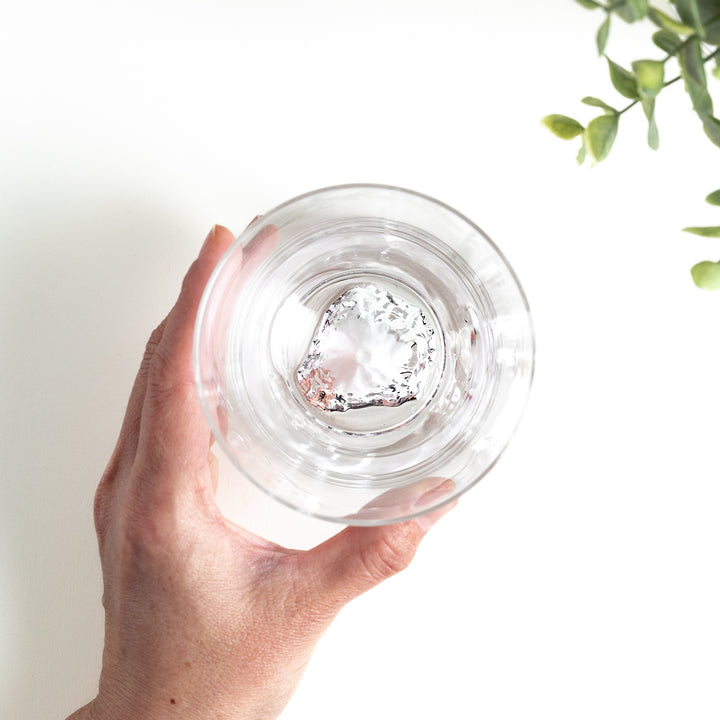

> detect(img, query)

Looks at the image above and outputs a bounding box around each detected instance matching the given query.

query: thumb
[301,483,457,612]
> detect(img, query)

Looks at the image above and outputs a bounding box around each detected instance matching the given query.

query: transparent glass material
[194,185,534,525]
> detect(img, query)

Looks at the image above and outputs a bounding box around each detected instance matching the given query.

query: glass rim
[193,183,536,525]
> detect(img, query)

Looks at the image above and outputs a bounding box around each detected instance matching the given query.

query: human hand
[68,224,456,720]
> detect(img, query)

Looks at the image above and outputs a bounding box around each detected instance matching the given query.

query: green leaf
[705,189,720,205]
[713,64,720,81]
[573,0,603,8]
[647,7,695,34]
[701,113,720,148]
[626,0,649,19]
[684,226,720,236]
[687,82,714,116]
[652,29,684,54]
[678,37,708,87]
[582,96,619,113]
[542,114,585,139]
[586,114,619,161]
[699,0,720,44]
[632,59,665,98]
[612,4,635,21]
[674,0,705,38]
[597,14,611,55]
[577,144,588,165]
[678,37,713,116]
[691,260,720,289]
[612,0,647,21]
[641,97,660,149]
[606,56,640,99]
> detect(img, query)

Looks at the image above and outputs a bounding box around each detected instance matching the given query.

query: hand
[68,225,456,720]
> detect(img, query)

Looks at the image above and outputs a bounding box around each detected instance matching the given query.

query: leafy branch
[543,0,720,289]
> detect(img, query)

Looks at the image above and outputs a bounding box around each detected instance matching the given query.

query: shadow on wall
[0,169,203,718]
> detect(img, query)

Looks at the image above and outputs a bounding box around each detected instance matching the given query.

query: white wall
[2,1,719,718]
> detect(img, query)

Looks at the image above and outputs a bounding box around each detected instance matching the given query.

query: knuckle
[145,320,166,357]
[140,320,167,376]
[107,465,181,556]
[177,259,202,305]
[121,499,177,560]
[183,259,201,288]
[361,530,415,582]
[93,477,112,540]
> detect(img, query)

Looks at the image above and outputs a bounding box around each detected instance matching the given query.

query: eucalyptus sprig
[543,0,720,289]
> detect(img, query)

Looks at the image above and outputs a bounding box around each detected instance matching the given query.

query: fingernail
[415,498,458,532]
[414,478,454,508]
[201,225,217,254]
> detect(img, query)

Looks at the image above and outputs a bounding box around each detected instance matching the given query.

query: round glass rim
[193,183,536,525]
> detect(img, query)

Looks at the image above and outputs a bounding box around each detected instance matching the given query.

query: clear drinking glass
[194,184,534,525]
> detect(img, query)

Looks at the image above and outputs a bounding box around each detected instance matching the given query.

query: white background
[2,1,720,718]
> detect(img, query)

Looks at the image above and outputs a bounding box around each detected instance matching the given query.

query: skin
[67,224,456,720]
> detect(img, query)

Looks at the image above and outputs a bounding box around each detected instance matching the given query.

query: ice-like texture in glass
[297,283,436,412]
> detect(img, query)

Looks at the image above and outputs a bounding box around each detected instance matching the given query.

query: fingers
[300,483,457,614]
[133,222,278,506]
[134,224,237,475]
[153,225,237,396]
[108,226,232,471]
[106,317,168,474]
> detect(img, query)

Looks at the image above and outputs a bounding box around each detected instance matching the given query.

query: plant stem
[705,47,720,64]
[618,48,720,115]
[618,99,639,114]
[706,10,720,27]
